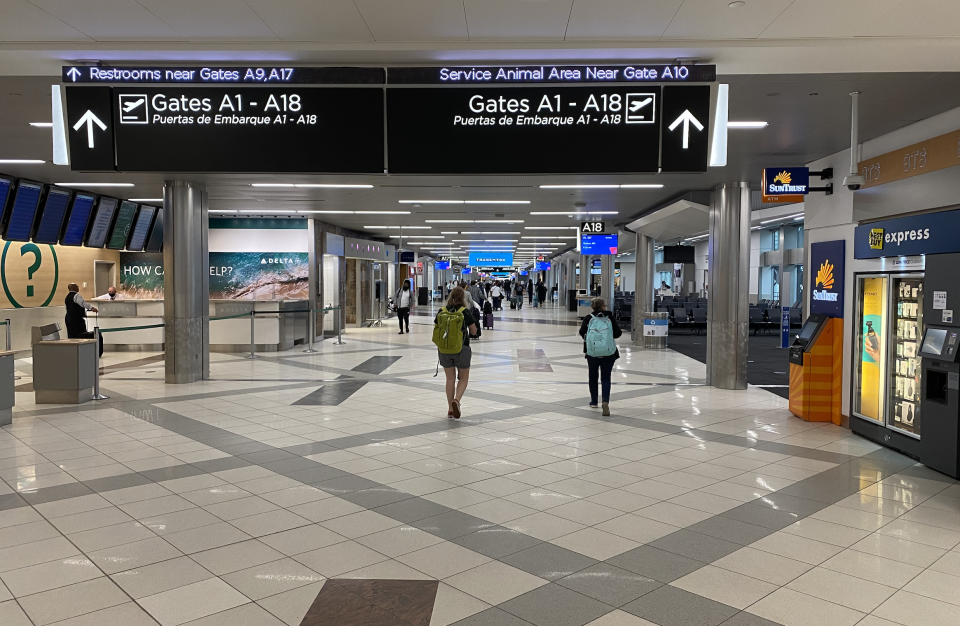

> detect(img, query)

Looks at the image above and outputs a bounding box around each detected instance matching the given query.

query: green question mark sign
[20,243,42,297]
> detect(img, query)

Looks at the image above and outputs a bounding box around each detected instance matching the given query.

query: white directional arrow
[72,110,107,149]
[668,110,704,149]
[66,67,81,81]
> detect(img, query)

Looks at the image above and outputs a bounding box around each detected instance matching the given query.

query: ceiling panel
[863,0,960,37]
[0,0,91,41]
[31,0,184,41]
[136,0,279,41]
[245,0,373,42]
[759,0,902,39]
[464,0,574,41]
[565,0,683,40]
[354,0,468,42]
[661,0,793,40]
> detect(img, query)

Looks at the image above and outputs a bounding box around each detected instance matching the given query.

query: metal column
[633,232,654,344]
[707,182,751,390]
[580,254,589,293]
[163,180,209,384]
[600,254,615,301]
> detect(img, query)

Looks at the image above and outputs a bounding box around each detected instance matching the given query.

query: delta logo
[766,170,808,194]
[812,260,838,302]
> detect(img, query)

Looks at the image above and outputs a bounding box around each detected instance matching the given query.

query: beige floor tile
[340,558,435,580]
[821,549,923,588]
[0,556,103,597]
[878,519,960,550]
[228,510,309,538]
[257,524,347,557]
[429,582,490,626]
[713,546,813,586]
[138,577,250,626]
[111,556,214,599]
[397,541,492,579]
[190,539,286,576]
[18,577,128,626]
[87,536,182,575]
[930,550,960,577]
[256,581,325,626]
[0,536,81,574]
[319,510,401,539]
[583,609,659,626]
[356,525,445,557]
[162,522,251,554]
[0,600,33,626]
[851,533,947,568]
[781,517,873,548]
[444,560,547,605]
[202,496,278,521]
[787,567,896,613]
[672,564,778,609]
[47,601,160,626]
[178,602,286,626]
[747,587,865,626]
[595,514,680,544]
[902,569,960,607]
[292,540,388,577]
[752,531,844,565]
[874,589,960,626]
[221,557,324,601]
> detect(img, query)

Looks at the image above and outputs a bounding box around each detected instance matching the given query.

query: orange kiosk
[789,314,844,425]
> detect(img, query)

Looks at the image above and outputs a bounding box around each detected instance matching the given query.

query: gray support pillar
[707,182,751,390]
[600,254,615,301]
[633,232,654,344]
[163,181,208,384]
[565,258,575,305]
[308,220,318,337]
[580,254,589,293]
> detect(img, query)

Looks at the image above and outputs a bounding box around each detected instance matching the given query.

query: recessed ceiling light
[425,219,523,224]
[56,182,133,187]
[400,200,462,204]
[0,159,45,164]
[760,213,803,224]
[727,121,768,128]
[29,122,53,128]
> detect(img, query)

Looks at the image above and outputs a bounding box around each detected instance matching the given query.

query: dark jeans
[587,355,615,404]
[493,297,501,310]
[397,307,410,331]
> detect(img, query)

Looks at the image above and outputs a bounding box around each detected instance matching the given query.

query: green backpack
[433,306,467,354]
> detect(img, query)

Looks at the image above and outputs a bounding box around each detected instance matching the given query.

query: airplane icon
[118,94,148,124]
[625,93,655,124]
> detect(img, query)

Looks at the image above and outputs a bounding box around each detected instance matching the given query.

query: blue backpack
[586,314,616,357]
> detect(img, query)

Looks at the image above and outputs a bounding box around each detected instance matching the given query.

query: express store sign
[854,208,960,259]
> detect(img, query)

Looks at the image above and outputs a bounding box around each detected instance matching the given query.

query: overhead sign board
[854,208,960,259]
[660,86,710,173]
[388,65,716,85]
[810,240,845,317]
[66,86,384,172]
[468,252,514,267]
[63,66,384,85]
[580,221,605,233]
[856,128,960,190]
[581,234,618,255]
[763,167,810,196]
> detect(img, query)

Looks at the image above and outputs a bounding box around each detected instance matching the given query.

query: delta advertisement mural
[119,252,308,300]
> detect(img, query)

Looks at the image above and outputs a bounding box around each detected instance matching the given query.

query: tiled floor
[3,304,960,626]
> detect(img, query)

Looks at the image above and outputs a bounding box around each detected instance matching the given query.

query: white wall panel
[246,0,373,42]
[661,0,793,40]
[0,0,90,41]
[566,0,682,40]
[354,0,468,41]
[209,228,308,253]
[464,0,573,41]
[32,0,183,41]
[137,0,279,40]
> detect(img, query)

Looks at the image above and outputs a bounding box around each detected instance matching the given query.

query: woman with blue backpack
[579,297,622,416]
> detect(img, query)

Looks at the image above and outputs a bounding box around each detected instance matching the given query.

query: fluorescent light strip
[57,182,133,187]
[210,210,238,213]
[30,122,53,128]
[425,220,523,224]
[250,183,373,188]
[727,121,768,128]
[710,83,729,168]
[0,159,45,164]
[399,199,529,205]
[524,227,578,230]
[452,240,518,243]
[520,236,576,240]
[297,210,353,214]
[355,211,410,215]
[129,198,163,202]
[389,235,445,239]
[239,210,296,214]
[529,211,618,215]
[363,225,432,229]
[760,212,804,225]
[539,184,663,189]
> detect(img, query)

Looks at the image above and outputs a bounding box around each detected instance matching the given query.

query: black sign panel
[581,221,605,233]
[660,85,711,173]
[389,65,715,84]
[387,86,661,174]
[109,87,384,172]
[63,66,384,85]
[65,87,116,171]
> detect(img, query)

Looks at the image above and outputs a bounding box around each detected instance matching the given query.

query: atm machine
[919,326,960,478]
[789,313,843,423]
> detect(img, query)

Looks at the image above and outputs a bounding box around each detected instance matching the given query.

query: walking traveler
[578,298,622,416]
[468,280,485,307]
[64,283,104,356]
[537,281,547,308]
[527,279,534,304]
[490,283,503,310]
[513,282,524,310]
[396,279,413,334]
[432,286,478,419]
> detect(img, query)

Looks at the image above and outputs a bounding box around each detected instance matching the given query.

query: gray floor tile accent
[607,546,706,583]
[284,465,347,484]
[374,497,452,523]
[340,485,416,509]
[720,503,802,531]
[556,562,662,608]
[685,516,775,546]
[452,526,544,559]
[720,613,783,626]
[139,464,206,483]
[500,542,597,581]
[621,585,740,626]
[498,583,613,626]
[451,607,537,626]
[0,492,27,510]
[19,481,94,505]
[292,381,367,406]
[83,472,154,493]
[411,510,496,540]
[648,529,743,563]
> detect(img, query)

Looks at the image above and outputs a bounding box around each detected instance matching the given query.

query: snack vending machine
[851,272,924,455]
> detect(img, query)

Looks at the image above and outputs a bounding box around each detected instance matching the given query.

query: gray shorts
[439,345,472,369]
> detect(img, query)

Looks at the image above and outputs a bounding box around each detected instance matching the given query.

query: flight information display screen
[4,181,43,241]
[33,188,73,244]
[145,209,163,252]
[0,178,11,215]
[580,234,618,255]
[126,205,156,251]
[86,197,118,248]
[61,193,96,246]
[435,261,451,270]
[107,201,138,249]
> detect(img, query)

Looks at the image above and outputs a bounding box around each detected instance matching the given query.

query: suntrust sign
[854,209,960,259]
[810,240,844,318]
[763,167,810,195]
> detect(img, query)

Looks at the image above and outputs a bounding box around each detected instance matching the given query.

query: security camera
[842,174,865,191]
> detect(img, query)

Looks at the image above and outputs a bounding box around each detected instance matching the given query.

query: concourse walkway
[2,304,958,626]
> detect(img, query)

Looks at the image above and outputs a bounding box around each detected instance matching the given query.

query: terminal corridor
[4,305,958,626]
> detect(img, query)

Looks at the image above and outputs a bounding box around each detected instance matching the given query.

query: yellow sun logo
[773,171,792,184]
[816,260,834,290]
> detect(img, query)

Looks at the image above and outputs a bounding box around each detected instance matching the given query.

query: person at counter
[65,283,103,356]
[94,286,122,300]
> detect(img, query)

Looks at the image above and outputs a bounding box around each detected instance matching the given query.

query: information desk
[90,299,309,353]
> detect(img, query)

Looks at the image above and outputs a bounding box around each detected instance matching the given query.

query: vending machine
[851,272,924,456]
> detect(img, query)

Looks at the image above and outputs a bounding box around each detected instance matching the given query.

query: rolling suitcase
[510,299,517,309]
[484,313,494,329]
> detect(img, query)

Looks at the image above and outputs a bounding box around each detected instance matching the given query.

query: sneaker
[602,402,610,416]
[451,400,461,419]
[398,331,404,335]
[447,410,454,418]
[589,403,599,409]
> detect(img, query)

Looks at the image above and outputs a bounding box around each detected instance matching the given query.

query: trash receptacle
[642,311,669,349]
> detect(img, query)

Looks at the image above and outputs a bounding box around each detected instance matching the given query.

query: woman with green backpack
[578,297,622,416]
[433,286,478,419]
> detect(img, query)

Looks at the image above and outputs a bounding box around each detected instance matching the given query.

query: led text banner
[63,66,384,85]
[388,65,716,84]
[469,252,514,267]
